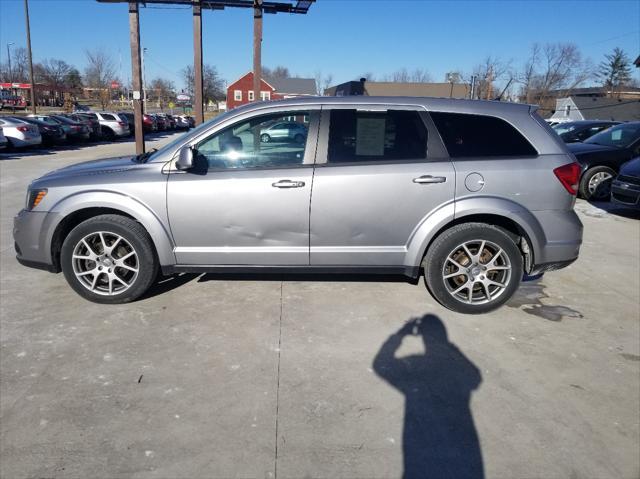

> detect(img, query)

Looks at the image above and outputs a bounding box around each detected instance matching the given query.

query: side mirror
[176,146,194,171]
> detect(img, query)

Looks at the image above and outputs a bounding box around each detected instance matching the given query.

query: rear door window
[430,111,537,158]
[327,109,428,163]
[101,114,116,121]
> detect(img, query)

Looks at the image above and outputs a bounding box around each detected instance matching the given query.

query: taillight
[554,162,581,195]
[17,126,29,132]
[118,121,126,127]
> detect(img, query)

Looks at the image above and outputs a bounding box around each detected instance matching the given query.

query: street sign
[168,101,175,109]
[110,81,120,89]
[176,94,190,102]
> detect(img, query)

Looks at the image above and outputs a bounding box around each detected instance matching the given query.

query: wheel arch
[405,198,545,274]
[47,193,175,271]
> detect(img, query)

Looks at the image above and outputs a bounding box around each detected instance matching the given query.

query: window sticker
[356,117,386,156]
[611,129,622,141]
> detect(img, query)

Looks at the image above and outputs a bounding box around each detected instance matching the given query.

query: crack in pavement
[274,280,283,478]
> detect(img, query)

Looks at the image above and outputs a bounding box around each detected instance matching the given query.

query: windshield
[145,109,238,162]
[585,123,640,148]
[553,124,577,135]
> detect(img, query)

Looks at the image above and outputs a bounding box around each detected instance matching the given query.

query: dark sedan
[567,122,640,201]
[17,116,66,146]
[611,157,640,208]
[51,115,91,142]
[64,113,102,141]
[553,120,620,143]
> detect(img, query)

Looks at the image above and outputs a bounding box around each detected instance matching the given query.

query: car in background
[18,116,66,146]
[142,113,157,132]
[0,125,8,150]
[260,120,307,143]
[0,117,41,148]
[567,122,640,201]
[157,113,175,130]
[29,114,76,141]
[64,113,102,141]
[173,115,190,130]
[117,112,135,136]
[50,115,91,142]
[611,157,640,208]
[153,114,168,131]
[79,112,129,140]
[552,120,620,143]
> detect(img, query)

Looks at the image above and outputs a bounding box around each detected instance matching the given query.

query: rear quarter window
[101,114,116,121]
[430,111,537,158]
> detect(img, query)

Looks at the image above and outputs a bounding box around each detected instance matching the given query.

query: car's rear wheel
[61,214,158,304]
[102,127,115,141]
[260,133,271,143]
[579,166,616,201]
[423,223,523,314]
[294,133,305,143]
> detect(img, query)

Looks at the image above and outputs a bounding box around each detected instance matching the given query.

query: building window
[261,91,271,101]
[234,90,242,101]
[248,90,254,101]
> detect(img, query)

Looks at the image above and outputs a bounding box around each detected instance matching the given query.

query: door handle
[272,179,305,188]
[413,175,447,184]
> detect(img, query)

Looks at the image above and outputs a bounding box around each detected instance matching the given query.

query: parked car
[28,114,75,142]
[611,157,640,208]
[0,125,8,150]
[142,113,157,132]
[79,111,129,140]
[173,115,190,130]
[64,113,102,141]
[567,122,640,201]
[17,116,66,146]
[153,114,168,131]
[117,112,135,136]
[13,97,583,313]
[0,116,41,148]
[156,113,176,130]
[260,120,307,143]
[50,115,91,142]
[552,120,620,143]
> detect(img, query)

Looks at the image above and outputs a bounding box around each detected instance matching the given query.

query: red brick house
[226,71,316,109]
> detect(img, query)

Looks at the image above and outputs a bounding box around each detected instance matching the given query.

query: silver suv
[13,97,583,314]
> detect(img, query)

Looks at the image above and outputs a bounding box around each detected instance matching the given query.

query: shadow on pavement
[587,200,640,220]
[141,272,201,299]
[373,314,484,479]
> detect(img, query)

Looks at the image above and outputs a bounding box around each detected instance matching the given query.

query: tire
[260,133,271,143]
[102,128,116,141]
[579,166,616,201]
[294,133,305,143]
[423,223,523,314]
[60,214,158,304]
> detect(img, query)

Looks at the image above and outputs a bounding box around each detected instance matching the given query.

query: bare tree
[182,64,225,103]
[0,46,30,82]
[519,43,592,105]
[262,65,291,81]
[84,48,117,108]
[149,77,175,109]
[314,70,334,95]
[410,68,432,82]
[471,56,513,100]
[35,59,73,87]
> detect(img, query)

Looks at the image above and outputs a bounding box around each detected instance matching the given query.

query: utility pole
[24,0,36,114]
[6,42,14,83]
[128,0,145,155]
[253,0,263,104]
[193,1,204,125]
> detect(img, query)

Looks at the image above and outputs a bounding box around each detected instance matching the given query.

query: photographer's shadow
[373,315,483,479]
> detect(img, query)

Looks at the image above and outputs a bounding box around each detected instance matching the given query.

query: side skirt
[161,264,420,279]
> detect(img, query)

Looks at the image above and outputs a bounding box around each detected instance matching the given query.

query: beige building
[325,79,469,99]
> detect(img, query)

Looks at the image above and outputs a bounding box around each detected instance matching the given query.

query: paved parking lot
[1,138,639,479]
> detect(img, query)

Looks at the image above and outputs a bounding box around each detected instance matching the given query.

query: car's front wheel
[61,214,158,304]
[260,133,271,143]
[423,223,523,314]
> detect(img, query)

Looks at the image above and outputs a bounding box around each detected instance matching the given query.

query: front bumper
[611,179,640,207]
[13,209,59,272]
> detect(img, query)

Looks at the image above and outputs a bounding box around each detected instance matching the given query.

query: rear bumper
[530,209,582,271]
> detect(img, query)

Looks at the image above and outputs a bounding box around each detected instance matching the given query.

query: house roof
[571,96,640,121]
[268,77,316,95]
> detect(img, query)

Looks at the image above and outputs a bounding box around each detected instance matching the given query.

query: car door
[167,107,319,265]
[309,106,455,267]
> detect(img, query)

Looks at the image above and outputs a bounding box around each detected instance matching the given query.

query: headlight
[26,188,47,210]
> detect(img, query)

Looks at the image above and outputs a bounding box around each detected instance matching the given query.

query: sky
[0,0,639,92]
